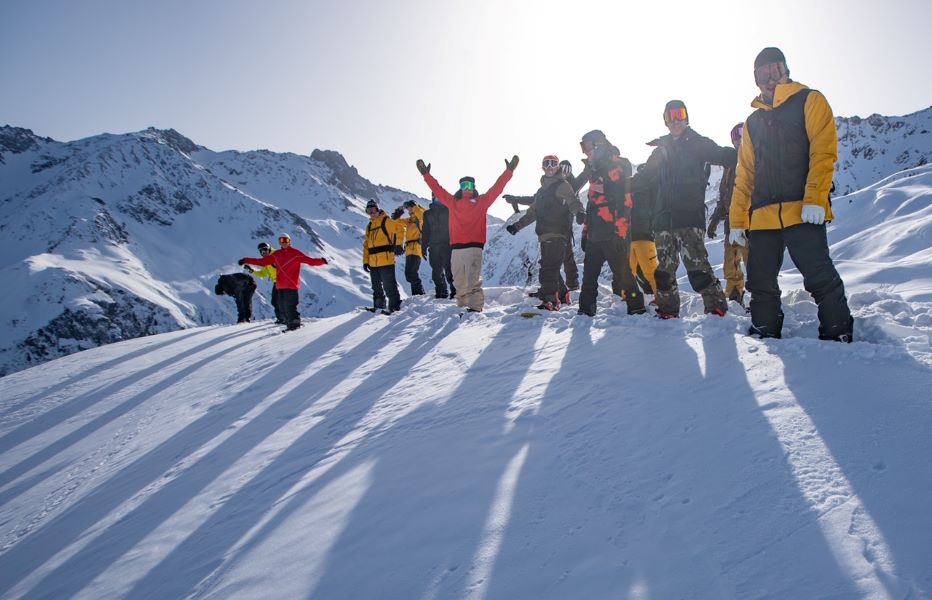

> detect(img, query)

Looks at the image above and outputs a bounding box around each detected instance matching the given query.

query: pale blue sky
[2,0,930,218]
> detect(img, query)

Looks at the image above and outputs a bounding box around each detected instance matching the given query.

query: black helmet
[257,242,271,252]
[581,130,607,145]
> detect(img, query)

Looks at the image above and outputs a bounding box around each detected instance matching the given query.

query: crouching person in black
[215,272,257,323]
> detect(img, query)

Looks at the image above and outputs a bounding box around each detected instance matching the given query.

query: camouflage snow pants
[654,227,727,316]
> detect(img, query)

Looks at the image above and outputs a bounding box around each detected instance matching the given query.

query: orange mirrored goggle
[664,107,688,125]
[278,236,291,244]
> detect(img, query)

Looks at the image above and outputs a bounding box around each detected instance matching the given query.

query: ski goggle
[278,236,291,244]
[459,180,475,191]
[580,140,598,154]
[259,246,271,254]
[664,107,688,125]
[542,159,559,168]
[754,62,785,85]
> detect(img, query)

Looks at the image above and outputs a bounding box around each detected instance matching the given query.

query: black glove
[394,246,403,255]
[505,224,518,235]
[391,207,404,220]
[363,264,370,273]
[721,146,738,169]
[320,257,329,264]
[237,258,245,266]
[706,221,718,239]
[242,265,254,273]
[416,159,431,175]
[575,211,586,225]
[505,155,519,171]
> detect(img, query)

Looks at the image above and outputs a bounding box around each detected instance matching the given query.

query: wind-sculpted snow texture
[0,273,929,598]
[0,126,422,375]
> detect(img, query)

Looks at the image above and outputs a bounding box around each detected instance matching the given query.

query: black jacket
[511,175,584,240]
[421,200,451,248]
[584,149,633,242]
[215,273,256,297]
[632,128,737,231]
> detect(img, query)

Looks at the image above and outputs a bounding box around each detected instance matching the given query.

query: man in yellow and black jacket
[391,200,426,296]
[729,47,852,342]
[243,241,284,323]
[363,199,406,313]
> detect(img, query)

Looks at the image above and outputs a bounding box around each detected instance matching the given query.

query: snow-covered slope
[0,249,929,598]
[0,126,424,375]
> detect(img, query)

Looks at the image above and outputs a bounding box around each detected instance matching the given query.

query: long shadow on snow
[0,327,211,419]
[0,326,261,461]
[0,326,269,501]
[123,311,463,598]
[481,316,859,599]
[0,314,370,598]
[180,311,550,599]
[778,343,932,598]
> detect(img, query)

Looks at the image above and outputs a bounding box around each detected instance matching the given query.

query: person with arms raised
[416,155,518,312]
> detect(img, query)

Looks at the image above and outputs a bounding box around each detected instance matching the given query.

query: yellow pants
[629,240,658,295]
[723,241,749,300]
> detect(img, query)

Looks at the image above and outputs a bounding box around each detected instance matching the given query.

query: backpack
[378,217,403,255]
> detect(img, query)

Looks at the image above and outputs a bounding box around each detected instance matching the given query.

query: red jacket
[423,169,513,247]
[242,246,326,290]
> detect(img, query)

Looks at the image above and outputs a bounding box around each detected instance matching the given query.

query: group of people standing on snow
[222,46,853,343]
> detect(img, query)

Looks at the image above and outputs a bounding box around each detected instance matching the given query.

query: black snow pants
[747,224,853,341]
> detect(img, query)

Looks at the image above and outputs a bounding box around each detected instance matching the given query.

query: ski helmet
[257,242,272,252]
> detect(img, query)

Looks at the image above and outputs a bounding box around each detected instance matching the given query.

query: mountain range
[1,105,930,376]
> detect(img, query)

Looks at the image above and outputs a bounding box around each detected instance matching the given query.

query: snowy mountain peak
[310,148,386,200]
[0,125,53,157]
[137,127,200,155]
[834,105,932,195]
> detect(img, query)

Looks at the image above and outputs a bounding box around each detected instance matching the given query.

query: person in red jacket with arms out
[239,233,328,331]
[416,155,518,312]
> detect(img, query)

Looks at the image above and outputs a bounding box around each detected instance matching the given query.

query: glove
[502,194,514,202]
[242,265,254,273]
[561,163,573,178]
[575,211,586,225]
[391,207,404,220]
[363,264,370,273]
[707,221,718,239]
[505,155,519,171]
[416,159,430,175]
[320,257,328,265]
[237,258,245,266]
[729,228,748,247]
[505,224,518,235]
[801,204,826,225]
[721,146,738,169]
